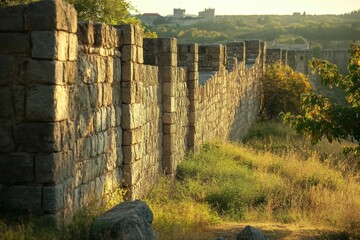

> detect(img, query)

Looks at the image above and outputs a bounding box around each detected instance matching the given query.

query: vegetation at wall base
[146,120,360,239]
[0,121,359,239]
[283,42,360,154]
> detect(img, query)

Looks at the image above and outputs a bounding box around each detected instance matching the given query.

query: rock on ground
[91,200,156,240]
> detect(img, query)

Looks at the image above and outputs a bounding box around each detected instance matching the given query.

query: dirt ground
[188,222,347,240]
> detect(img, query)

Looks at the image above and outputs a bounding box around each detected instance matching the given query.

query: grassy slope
[1,121,359,239]
[146,120,360,240]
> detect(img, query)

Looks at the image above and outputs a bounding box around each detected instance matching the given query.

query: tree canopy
[282,42,360,154]
[0,0,157,37]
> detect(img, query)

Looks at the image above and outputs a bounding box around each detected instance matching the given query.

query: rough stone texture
[236,225,267,240]
[266,48,282,64]
[92,200,156,240]
[1,0,338,228]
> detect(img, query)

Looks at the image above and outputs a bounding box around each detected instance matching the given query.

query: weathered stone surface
[77,21,94,45]
[0,186,42,212]
[0,153,34,183]
[24,59,64,84]
[92,200,156,240]
[27,0,77,32]
[0,55,16,86]
[43,185,64,213]
[15,122,62,152]
[68,33,78,61]
[121,103,143,129]
[31,31,68,60]
[0,120,14,152]
[26,85,68,121]
[0,33,30,54]
[236,225,266,240]
[35,152,63,184]
[0,87,13,118]
[0,5,25,32]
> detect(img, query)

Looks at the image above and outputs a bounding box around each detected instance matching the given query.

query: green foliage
[0,0,157,38]
[66,0,135,25]
[261,63,312,118]
[283,42,360,153]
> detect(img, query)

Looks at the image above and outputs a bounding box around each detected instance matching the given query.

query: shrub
[261,63,312,118]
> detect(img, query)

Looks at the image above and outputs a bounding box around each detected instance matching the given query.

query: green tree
[282,42,360,153]
[0,0,157,37]
[66,0,137,25]
[261,62,312,119]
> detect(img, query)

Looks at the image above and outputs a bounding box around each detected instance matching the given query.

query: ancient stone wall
[0,0,264,226]
[266,49,282,64]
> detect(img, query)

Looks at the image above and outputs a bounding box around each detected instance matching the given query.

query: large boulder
[92,200,156,240]
[236,225,266,240]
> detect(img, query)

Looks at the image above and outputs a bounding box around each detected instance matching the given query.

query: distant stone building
[199,8,215,20]
[173,8,185,18]
[138,13,161,25]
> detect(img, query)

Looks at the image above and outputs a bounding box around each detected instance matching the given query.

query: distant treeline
[145,13,360,49]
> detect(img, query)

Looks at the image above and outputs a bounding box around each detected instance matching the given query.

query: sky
[130,0,360,16]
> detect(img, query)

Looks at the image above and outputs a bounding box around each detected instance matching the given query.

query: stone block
[162,83,174,97]
[121,45,137,62]
[12,85,25,123]
[0,153,34,183]
[121,62,133,82]
[163,124,177,134]
[31,31,68,60]
[35,152,63,184]
[27,0,77,33]
[122,161,142,186]
[15,122,62,152]
[77,21,94,45]
[163,112,176,124]
[0,5,25,32]
[114,58,122,83]
[117,24,135,45]
[0,33,30,54]
[121,81,142,104]
[0,55,16,86]
[159,66,177,83]
[23,59,63,85]
[0,120,14,152]
[68,33,78,61]
[26,85,68,121]
[158,53,177,67]
[137,47,144,64]
[0,87,13,118]
[158,38,177,53]
[96,57,107,83]
[64,61,76,84]
[121,103,143,129]
[122,128,142,145]
[43,184,64,213]
[163,97,176,113]
[0,186,42,212]
[123,144,141,164]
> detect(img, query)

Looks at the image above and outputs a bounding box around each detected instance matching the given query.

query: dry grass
[147,120,360,239]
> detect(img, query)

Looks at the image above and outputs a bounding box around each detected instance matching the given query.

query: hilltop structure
[199,8,215,20]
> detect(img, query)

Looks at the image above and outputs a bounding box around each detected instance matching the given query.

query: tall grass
[147,120,360,239]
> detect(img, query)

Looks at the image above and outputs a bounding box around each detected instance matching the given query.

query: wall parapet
[0,0,265,227]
